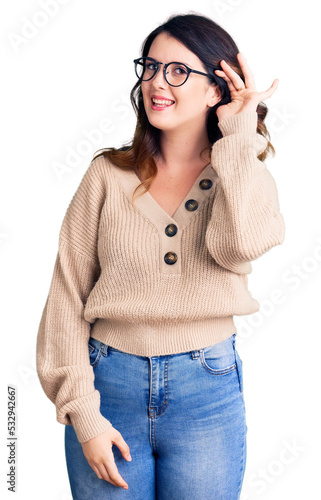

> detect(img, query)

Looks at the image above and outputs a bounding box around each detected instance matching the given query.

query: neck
[156,123,212,175]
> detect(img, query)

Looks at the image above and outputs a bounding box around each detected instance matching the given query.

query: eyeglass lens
[135,58,189,86]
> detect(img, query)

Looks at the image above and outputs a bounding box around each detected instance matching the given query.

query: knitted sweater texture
[36,111,285,443]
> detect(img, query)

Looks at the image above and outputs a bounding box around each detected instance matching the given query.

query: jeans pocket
[234,348,244,393]
[200,333,237,375]
[88,337,108,368]
[229,332,244,393]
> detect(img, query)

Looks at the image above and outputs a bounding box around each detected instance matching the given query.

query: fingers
[90,454,129,489]
[215,60,245,91]
[82,428,131,490]
[215,55,279,103]
[214,68,242,95]
[91,464,103,479]
[215,53,256,91]
[100,460,129,490]
[114,433,132,462]
[236,53,256,90]
[259,79,279,100]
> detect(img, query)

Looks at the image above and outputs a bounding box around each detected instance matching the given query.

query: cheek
[175,93,206,115]
[141,83,150,103]
[177,86,206,108]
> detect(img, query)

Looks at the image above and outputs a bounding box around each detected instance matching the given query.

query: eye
[146,62,157,71]
[173,65,187,75]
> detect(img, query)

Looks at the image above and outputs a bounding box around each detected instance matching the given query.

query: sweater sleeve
[36,158,113,444]
[205,111,285,274]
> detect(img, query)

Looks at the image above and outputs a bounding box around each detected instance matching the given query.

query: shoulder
[88,153,112,178]
[89,153,127,182]
[74,154,117,196]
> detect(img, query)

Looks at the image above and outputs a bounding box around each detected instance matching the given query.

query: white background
[1,0,320,498]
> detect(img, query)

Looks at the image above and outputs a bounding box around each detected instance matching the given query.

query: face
[141,32,220,135]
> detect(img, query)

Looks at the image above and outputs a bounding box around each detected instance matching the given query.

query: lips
[151,96,175,109]
[151,95,175,103]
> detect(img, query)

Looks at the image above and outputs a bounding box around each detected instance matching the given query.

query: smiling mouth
[151,97,175,108]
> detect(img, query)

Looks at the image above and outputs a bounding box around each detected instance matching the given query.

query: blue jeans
[65,332,247,499]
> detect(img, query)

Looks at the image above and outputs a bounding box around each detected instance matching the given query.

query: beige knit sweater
[36,111,285,443]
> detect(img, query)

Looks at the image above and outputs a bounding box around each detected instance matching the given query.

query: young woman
[36,13,285,499]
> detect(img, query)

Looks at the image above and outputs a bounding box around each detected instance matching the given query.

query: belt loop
[191,349,200,359]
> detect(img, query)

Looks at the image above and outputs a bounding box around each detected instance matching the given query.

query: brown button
[165,224,178,237]
[185,199,198,211]
[164,252,177,265]
[199,178,213,190]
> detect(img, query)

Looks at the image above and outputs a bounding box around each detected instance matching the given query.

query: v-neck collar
[111,161,219,231]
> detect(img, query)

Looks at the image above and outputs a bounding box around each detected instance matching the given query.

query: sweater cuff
[62,391,113,444]
[218,111,258,137]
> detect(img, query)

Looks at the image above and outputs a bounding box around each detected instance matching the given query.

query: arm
[36,158,112,444]
[205,112,285,274]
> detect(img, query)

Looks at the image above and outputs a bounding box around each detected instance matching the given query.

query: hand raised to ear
[214,52,279,122]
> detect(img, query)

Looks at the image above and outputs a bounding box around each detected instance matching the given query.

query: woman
[36,13,285,499]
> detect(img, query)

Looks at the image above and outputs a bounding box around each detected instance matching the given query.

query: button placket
[163,221,180,273]
[111,162,219,275]
[162,176,216,272]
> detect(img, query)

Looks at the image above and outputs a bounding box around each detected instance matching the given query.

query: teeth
[152,98,174,105]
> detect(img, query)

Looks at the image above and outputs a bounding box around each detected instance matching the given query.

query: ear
[207,84,221,107]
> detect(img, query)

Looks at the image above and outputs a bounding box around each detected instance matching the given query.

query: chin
[145,113,169,129]
[148,120,176,133]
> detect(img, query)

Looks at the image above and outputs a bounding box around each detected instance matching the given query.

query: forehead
[147,32,200,66]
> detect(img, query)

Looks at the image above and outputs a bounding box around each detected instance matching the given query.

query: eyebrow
[147,56,192,68]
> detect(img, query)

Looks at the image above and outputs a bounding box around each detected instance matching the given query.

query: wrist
[218,111,258,137]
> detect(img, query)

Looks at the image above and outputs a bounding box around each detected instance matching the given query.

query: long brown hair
[92,13,274,204]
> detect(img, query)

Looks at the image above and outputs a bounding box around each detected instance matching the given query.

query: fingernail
[127,454,132,461]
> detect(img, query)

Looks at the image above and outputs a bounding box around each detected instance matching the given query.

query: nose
[152,64,168,88]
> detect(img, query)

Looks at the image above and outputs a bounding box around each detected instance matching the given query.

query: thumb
[113,432,132,461]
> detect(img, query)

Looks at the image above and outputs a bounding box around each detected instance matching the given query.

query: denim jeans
[65,332,247,499]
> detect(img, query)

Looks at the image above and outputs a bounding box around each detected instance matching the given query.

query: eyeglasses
[133,56,214,87]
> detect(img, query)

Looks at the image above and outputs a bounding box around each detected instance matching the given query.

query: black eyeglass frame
[133,56,215,87]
